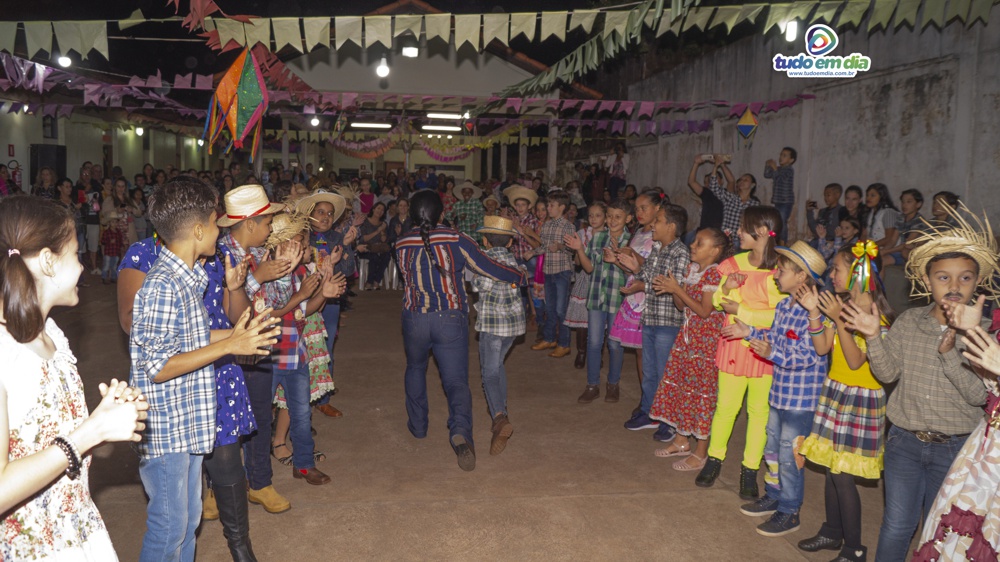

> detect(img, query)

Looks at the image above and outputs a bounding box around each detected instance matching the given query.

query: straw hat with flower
[265,210,312,251]
[775,240,827,282]
[217,184,285,227]
[905,201,1000,302]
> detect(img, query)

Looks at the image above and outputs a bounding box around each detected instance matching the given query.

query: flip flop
[654,443,691,458]
[673,454,707,471]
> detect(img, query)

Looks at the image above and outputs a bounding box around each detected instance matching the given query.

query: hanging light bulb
[135,127,144,136]
[310,116,320,127]
[57,55,72,68]
[784,20,799,42]
[197,138,205,147]
[375,56,390,78]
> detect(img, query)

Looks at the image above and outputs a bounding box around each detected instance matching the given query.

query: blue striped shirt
[748,296,828,411]
[396,226,526,314]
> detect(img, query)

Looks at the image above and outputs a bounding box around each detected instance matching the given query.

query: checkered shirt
[273,266,309,370]
[449,199,485,239]
[634,238,690,327]
[129,247,215,457]
[747,296,828,411]
[512,212,540,261]
[585,230,630,314]
[472,247,526,337]
[218,233,293,309]
[764,164,795,205]
[708,176,759,247]
[101,226,127,258]
[867,305,990,435]
[540,217,575,274]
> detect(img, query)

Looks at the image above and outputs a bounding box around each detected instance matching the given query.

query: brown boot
[549,346,571,358]
[490,413,514,456]
[605,383,620,403]
[577,385,600,403]
[292,466,331,485]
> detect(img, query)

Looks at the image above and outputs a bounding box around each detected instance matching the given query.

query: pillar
[499,142,508,180]
[518,128,527,174]
[547,122,558,184]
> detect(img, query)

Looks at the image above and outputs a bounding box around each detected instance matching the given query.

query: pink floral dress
[1,319,117,560]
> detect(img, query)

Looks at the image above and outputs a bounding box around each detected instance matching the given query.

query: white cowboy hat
[295,189,348,224]
[453,180,482,200]
[217,184,285,227]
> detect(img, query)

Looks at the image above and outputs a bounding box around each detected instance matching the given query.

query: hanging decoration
[332,111,349,141]
[736,106,758,148]
[203,48,269,162]
[848,240,879,293]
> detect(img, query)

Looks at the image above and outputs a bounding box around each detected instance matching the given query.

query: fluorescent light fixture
[135,127,144,136]
[197,138,204,146]
[351,122,393,129]
[310,116,320,127]
[376,56,390,78]
[402,46,419,58]
[784,20,798,42]
[57,55,72,67]
[422,125,462,132]
[426,112,463,120]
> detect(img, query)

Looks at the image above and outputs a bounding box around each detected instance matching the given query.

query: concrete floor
[58,280,889,561]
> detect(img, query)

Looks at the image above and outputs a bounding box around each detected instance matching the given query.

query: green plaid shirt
[472,247,527,337]
[449,199,485,240]
[585,230,630,314]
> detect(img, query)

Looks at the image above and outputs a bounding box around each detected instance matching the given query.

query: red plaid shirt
[273,265,308,370]
[513,212,540,262]
[101,226,127,258]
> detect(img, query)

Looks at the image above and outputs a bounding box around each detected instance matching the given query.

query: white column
[547,122,558,183]
[281,118,290,169]
[518,128,527,174]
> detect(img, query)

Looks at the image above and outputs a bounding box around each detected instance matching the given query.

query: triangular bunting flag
[945,0,972,22]
[244,18,271,48]
[394,15,422,38]
[482,14,509,46]
[272,18,303,52]
[837,1,871,28]
[893,0,921,27]
[216,19,247,48]
[425,14,452,43]
[763,5,792,34]
[786,2,818,24]
[868,0,899,31]
[541,12,567,41]
[811,2,842,23]
[603,11,629,40]
[569,9,599,33]
[24,22,53,58]
[335,17,362,49]
[921,0,947,27]
[52,22,85,57]
[683,7,716,31]
[119,9,146,30]
[967,0,992,24]
[510,13,536,40]
[79,22,109,60]
[0,22,15,54]
[710,6,743,32]
[364,16,392,49]
[303,18,329,51]
[454,14,481,50]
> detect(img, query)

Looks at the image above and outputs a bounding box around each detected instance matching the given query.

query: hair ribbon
[848,240,879,292]
[7,249,19,257]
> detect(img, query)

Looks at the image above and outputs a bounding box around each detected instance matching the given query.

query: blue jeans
[774,201,794,243]
[138,453,204,562]
[542,270,572,347]
[102,255,119,280]
[874,425,968,562]
[315,302,341,406]
[479,333,515,418]
[639,325,679,414]
[402,309,474,448]
[586,309,623,386]
[272,366,316,470]
[762,407,814,514]
[241,360,274,490]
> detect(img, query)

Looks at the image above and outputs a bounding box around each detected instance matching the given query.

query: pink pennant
[749,102,764,114]
[342,93,358,107]
[780,98,798,108]
[655,101,673,111]
[506,98,523,113]
[637,102,655,118]
[617,102,635,117]
[598,101,617,114]
[729,103,748,118]
[173,73,193,89]
[627,122,640,135]
[462,96,476,104]
[303,105,316,114]
[763,101,782,113]
[611,121,624,135]
[129,75,146,87]
[546,99,562,111]
[58,105,73,118]
[194,74,213,89]
[145,71,163,88]
[580,100,598,112]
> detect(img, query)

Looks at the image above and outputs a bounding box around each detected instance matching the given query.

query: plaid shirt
[273,266,309,370]
[764,164,795,204]
[867,305,989,435]
[748,296,828,411]
[708,176,759,248]
[512,212,540,261]
[585,230,630,314]
[634,238,690,326]
[540,217,575,274]
[101,226,127,258]
[129,247,215,457]
[472,247,526,337]
[449,199,485,239]
[218,233,293,309]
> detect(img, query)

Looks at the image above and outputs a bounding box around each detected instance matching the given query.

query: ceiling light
[422,125,462,132]
[351,122,392,129]
[375,56,390,78]
[319,166,324,172]
[447,135,453,139]
[135,127,144,136]
[426,112,463,120]
[402,46,419,58]
[197,138,204,146]
[57,55,72,67]
[310,116,320,127]
[462,111,470,120]
[784,20,798,42]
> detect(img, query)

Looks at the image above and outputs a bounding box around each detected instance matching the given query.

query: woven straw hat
[453,180,482,200]
[477,215,517,236]
[776,240,827,281]
[503,185,537,208]
[483,194,501,209]
[294,188,347,223]
[265,211,312,250]
[217,184,285,227]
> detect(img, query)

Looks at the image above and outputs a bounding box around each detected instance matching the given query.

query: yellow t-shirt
[827,322,884,390]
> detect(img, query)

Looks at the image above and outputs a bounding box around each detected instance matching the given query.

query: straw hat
[477,215,518,236]
[483,194,501,209]
[217,184,285,227]
[503,185,537,208]
[295,188,347,223]
[776,240,827,281]
[333,183,357,202]
[265,211,312,250]
[453,180,482,200]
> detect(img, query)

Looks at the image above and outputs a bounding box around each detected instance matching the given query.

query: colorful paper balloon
[203,48,269,162]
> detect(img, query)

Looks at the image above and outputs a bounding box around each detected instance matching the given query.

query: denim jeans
[640,325,679,414]
[272,365,316,470]
[138,452,204,562]
[479,333,516,418]
[874,425,968,562]
[241,360,274,490]
[762,407,814,514]
[102,255,119,280]
[586,309,623,386]
[774,201,794,243]
[402,309,474,447]
[315,302,341,406]
[542,270,572,347]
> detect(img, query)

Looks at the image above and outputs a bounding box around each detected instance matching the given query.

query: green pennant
[710,6,743,32]
[811,1,842,23]
[868,0,899,31]
[683,6,716,31]
[786,1,818,23]
[763,4,793,33]
[921,0,947,27]
[966,0,992,24]
[893,0,921,27]
[945,0,972,22]
[837,1,872,28]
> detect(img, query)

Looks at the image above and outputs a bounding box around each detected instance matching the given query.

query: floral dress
[1,319,118,561]
[648,264,724,439]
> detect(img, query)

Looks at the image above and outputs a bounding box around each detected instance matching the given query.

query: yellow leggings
[706,371,772,470]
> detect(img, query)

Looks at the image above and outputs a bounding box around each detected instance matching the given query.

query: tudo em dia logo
[773,24,872,78]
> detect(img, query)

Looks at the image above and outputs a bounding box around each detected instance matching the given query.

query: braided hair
[409,191,447,275]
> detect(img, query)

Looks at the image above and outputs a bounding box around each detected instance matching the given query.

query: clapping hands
[652,272,681,295]
[961,326,1000,376]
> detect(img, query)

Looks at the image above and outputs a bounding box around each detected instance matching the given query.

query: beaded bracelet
[52,436,81,480]
[808,325,825,336]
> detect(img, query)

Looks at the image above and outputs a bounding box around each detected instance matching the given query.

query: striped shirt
[129,247,215,457]
[396,226,526,314]
[584,230,630,313]
[748,296,829,411]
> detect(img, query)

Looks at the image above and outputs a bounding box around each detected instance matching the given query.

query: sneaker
[652,424,676,443]
[90,267,101,275]
[739,495,779,517]
[247,485,291,514]
[531,341,557,351]
[623,412,659,431]
[604,383,620,402]
[695,456,723,487]
[577,385,600,403]
[756,511,801,537]
[739,465,760,500]
[489,413,513,456]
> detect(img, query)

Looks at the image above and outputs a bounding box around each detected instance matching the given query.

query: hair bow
[848,240,879,292]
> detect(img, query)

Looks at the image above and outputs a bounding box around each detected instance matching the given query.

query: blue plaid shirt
[748,296,828,411]
[129,247,216,457]
[764,164,795,205]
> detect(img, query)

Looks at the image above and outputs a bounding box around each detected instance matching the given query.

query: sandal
[654,442,691,458]
[673,454,707,471]
[313,449,327,463]
[270,443,293,466]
